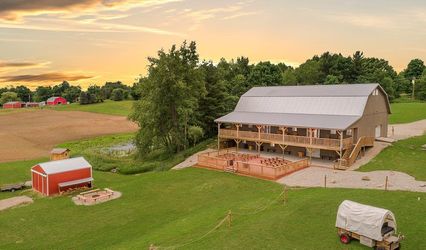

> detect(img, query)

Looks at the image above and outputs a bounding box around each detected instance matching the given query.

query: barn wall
[48,168,91,195]
[350,88,389,140]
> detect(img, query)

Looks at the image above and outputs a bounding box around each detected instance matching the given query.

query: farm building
[46,96,67,105]
[25,102,40,108]
[50,148,70,161]
[2,101,23,109]
[31,157,93,196]
[213,83,390,170]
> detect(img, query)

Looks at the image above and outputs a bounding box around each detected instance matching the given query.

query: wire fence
[149,187,288,250]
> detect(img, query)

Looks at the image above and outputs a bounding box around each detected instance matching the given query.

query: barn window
[373,89,379,96]
[330,129,337,135]
[346,129,352,136]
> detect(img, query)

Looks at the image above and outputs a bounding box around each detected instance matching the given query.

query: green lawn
[359,134,426,181]
[0,166,425,249]
[389,102,426,124]
[48,100,135,116]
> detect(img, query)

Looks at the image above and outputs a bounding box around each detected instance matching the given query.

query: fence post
[228,210,232,227]
[283,186,287,205]
[385,176,388,191]
[324,175,327,188]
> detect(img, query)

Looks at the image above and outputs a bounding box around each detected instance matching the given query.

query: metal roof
[215,84,388,129]
[243,83,380,97]
[36,157,92,175]
[50,148,70,154]
[46,97,60,102]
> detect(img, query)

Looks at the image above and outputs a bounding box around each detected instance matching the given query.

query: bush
[111,88,124,101]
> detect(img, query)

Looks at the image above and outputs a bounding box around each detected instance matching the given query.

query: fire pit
[72,188,121,206]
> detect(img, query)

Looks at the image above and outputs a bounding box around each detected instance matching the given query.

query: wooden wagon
[335,200,403,250]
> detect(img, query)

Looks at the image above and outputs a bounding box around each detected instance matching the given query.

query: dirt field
[0,110,138,162]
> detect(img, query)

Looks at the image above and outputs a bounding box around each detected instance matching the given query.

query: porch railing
[219,129,352,150]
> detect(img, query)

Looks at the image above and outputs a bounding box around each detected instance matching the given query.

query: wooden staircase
[335,136,375,169]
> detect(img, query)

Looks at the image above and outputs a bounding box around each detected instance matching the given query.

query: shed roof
[215,84,390,129]
[46,96,63,102]
[4,101,22,105]
[336,200,396,241]
[50,148,70,154]
[34,157,91,175]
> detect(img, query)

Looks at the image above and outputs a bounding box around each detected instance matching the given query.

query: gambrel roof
[215,84,391,130]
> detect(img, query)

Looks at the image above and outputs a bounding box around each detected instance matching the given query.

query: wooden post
[338,130,343,168]
[217,123,221,152]
[256,125,262,141]
[324,175,327,188]
[228,210,232,227]
[385,176,388,191]
[309,128,313,145]
[283,185,287,205]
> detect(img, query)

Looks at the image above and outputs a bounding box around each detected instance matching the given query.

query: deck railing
[219,129,352,150]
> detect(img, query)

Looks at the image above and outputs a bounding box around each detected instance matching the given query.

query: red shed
[3,101,23,109]
[46,96,67,105]
[31,157,93,196]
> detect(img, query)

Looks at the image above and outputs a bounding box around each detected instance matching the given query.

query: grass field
[359,134,426,181]
[0,166,425,249]
[48,100,135,116]
[389,102,426,124]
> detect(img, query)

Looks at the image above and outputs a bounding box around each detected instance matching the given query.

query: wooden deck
[219,129,353,151]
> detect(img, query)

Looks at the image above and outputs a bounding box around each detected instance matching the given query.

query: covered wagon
[335,200,403,250]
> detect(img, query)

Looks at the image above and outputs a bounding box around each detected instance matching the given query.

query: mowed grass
[359,134,426,181]
[0,166,425,249]
[389,102,426,124]
[48,100,135,116]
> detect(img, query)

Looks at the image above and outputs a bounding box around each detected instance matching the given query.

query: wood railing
[336,136,375,169]
[219,129,352,150]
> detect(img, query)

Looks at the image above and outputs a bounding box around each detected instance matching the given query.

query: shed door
[375,125,381,138]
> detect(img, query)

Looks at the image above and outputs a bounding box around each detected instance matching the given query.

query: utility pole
[412,77,416,100]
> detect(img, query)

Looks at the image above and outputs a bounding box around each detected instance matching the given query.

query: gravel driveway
[0,196,33,211]
[277,167,426,192]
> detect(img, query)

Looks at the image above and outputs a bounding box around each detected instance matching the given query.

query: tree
[63,86,81,103]
[87,85,104,102]
[79,92,90,105]
[12,85,32,102]
[197,62,230,137]
[34,86,52,102]
[101,81,129,99]
[414,74,426,100]
[403,59,425,81]
[0,91,20,105]
[324,75,340,84]
[282,68,297,85]
[248,61,283,86]
[52,81,71,96]
[130,41,206,154]
[295,60,322,84]
[111,88,124,101]
[188,125,204,146]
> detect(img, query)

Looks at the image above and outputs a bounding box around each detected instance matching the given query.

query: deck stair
[336,136,375,169]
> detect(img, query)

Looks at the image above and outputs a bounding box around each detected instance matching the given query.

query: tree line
[130,41,426,155]
[0,81,137,105]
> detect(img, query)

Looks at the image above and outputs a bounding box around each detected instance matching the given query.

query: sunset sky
[0,0,425,89]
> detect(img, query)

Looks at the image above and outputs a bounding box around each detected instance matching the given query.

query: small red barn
[46,96,67,105]
[31,157,93,196]
[3,101,23,109]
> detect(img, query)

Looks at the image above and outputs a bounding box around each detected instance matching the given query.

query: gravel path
[278,167,426,192]
[0,196,33,211]
[172,148,216,170]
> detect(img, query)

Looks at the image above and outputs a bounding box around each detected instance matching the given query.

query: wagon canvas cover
[335,200,396,241]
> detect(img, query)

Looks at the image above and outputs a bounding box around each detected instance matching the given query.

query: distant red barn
[31,157,93,196]
[2,101,23,109]
[46,96,67,105]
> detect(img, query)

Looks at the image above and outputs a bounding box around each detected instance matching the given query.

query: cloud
[222,11,259,20]
[0,72,94,82]
[0,60,50,73]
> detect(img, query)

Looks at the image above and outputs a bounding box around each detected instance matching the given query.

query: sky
[0,0,425,89]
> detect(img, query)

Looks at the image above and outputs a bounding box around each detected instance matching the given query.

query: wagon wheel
[340,234,351,244]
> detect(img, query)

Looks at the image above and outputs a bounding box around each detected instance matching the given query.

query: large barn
[46,96,67,105]
[215,83,391,169]
[31,157,93,196]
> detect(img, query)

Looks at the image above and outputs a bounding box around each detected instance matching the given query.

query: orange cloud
[0,72,94,82]
[0,0,131,21]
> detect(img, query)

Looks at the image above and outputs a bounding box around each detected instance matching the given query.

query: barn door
[375,125,381,138]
